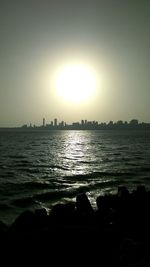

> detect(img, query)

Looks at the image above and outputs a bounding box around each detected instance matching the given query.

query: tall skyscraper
[54,118,57,127]
[81,120,84,126]
[43,118,45,127]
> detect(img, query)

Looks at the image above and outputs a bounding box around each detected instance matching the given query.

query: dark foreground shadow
[1,185,150,266]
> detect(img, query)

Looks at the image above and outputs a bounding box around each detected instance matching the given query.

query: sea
[0,129,150,225]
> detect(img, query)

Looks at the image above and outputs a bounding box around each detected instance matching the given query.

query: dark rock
[96,194,118,211]
[119,238,137,265]
[137,185,146,194]
[3,186,150,267]
[9,210,35,232]
[49,202,76,225]
[34,208,48,228]
[76,193,93,214]
[0,220,8,232]
[118,186,129,200]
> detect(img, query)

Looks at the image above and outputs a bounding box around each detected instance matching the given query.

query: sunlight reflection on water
[60,131,95,175]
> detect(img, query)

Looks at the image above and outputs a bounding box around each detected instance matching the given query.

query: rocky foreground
[1,185,150,266]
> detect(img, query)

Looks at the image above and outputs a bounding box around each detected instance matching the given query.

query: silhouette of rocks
[0,220,8,233]
[76,193,93,214]
[50,202,76,225]
[118,186,130,200]
[9,210,35,232]
[9,208,49,232]
[1,185,150,266]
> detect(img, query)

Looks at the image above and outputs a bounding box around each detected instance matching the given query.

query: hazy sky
[0,0,150,126]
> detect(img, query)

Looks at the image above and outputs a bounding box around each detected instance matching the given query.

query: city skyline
[17,117,150,130]
[1,116,150,129]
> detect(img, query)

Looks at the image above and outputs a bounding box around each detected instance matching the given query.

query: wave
[140,167,150,172]
[16,178,125,204]
[63,171,136,182]
[7,155,27,159]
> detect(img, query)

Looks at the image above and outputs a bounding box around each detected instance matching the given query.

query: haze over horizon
[0,0,150,127]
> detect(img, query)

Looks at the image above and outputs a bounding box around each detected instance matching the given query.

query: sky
[0,0,150,127]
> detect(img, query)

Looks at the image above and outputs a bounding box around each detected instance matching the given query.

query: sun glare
[55,64,96,103]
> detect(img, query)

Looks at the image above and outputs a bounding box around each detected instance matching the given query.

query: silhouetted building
[72,122,80,127]
[81,120,84,126]
[117,120,123,125]
[54,118,57,127]
[108,121,113,125]
[43,118,45,127]
[130,119,138,125]
[59,121,64,127]
[21,124,27,128]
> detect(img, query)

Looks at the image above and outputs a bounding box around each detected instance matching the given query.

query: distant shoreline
[1,118,150,131]
[0,126,150,131]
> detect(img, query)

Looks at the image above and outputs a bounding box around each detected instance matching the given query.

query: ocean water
[0,129,150,225]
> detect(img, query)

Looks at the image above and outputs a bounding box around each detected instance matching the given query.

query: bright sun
[55,64,96,103]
